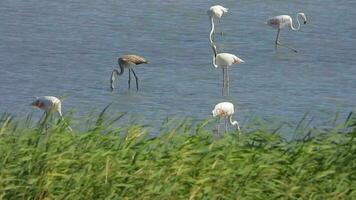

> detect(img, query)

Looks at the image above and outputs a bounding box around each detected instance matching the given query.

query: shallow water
[0,0,355,130]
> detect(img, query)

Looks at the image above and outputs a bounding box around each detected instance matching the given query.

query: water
[1,0,355,130]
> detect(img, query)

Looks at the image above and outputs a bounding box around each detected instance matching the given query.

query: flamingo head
[30,98,44,109]
[298,12,307,24]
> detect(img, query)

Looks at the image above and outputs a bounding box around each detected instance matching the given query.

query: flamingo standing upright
[267,12,307,52]
[110,54,148,91]
[212,101,241,135]
[211,44,244,96]
[208,5,228,44]
[31,96,72,131]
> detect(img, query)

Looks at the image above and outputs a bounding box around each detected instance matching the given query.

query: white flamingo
[266,13,307,52]
[211,44,244,96]
[208,5,228,44]
[212,102,241,135]
[111,54,148,91]
[31,96,72,131]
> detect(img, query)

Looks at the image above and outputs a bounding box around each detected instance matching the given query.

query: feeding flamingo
[212,101,241,135]
[208,5,228,43]
[31,96,72,131]
[110,54,148,91]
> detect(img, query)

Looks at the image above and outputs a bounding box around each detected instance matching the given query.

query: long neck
[209,16,215,45]
[290,14,301,31]
[229,115,238,126]
[211,44,218,68]
[118,64,124,75]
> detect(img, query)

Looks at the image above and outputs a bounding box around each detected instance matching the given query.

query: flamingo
[31,96,72,131]
[208,5,228,44]
[110,54,148,91]
[212,102,241,135]
[211,43,244,96]
[266,12,307,52]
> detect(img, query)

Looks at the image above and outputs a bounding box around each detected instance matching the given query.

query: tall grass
[0,111,355,199]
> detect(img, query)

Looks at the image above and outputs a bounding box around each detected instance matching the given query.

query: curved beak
[304,21,307,24]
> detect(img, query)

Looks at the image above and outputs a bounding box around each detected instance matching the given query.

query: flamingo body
[215,53,244,67]
[212,102,235,117]
[208,5,228,44]
[212,102,241,133]
[31,96,63,117]
[111,54,148,91]
[266,13,307,48]
[208,5,228,19]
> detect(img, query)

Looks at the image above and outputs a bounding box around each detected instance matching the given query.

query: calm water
[1,0,355,130]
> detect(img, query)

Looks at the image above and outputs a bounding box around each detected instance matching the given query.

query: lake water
[1,0,355,130]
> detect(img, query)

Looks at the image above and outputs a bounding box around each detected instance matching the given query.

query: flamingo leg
[222,67,225,96]
[131,69,139,91]
[217,118,220,136]
[128,69,131,89]
[275,28,281,45]
[220,18,224,37]
[224,116,228,133]
[222,66,228,96]
[226,67,230,96]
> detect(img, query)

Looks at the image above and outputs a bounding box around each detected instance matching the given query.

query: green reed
[0,111,355,200]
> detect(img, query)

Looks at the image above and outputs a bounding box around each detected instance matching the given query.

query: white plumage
[208,5,228,44]
[31,96,72,131]
[266,13,307,47]
[212,102,241,133]
[31,96,63,117]
[211,44,244,96]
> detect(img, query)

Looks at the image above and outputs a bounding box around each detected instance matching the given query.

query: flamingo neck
[209,16,215,45]
[118,64,124,75]
[212,44,218,68]
[229,115,238,126]
[290,14,301,31]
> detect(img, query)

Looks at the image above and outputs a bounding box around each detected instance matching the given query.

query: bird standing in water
[212,101,241,135]
[31,96,72,131]
[266,12,307,52]
[211,44,244,96]
[208,5,228,43]
[110,54,148,91]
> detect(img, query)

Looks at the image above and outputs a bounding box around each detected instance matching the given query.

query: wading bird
[212,102,241,135]
[110,54,148,91]
[31,96,72,131]
[208,5,228,43]
[266,13,307,52]
[211,44,244,96]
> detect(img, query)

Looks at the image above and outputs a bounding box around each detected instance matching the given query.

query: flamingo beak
[304,21,307,24]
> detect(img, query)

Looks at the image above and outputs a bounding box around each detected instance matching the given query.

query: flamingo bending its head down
[208,5,228,44]
[31,96,72,131]
[110,54,148,91]
[212,101,241,134]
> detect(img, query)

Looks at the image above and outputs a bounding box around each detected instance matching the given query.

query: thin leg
[226,67,230,96]
[217,119,220,136]
[222,67,225,96]
[222,66,228,96]
[220,18,224,37]
[40,112,50,133]
[128,69,131,89]
[224,117,228,133]
[131,69,139,91]
[275,29,281,45]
